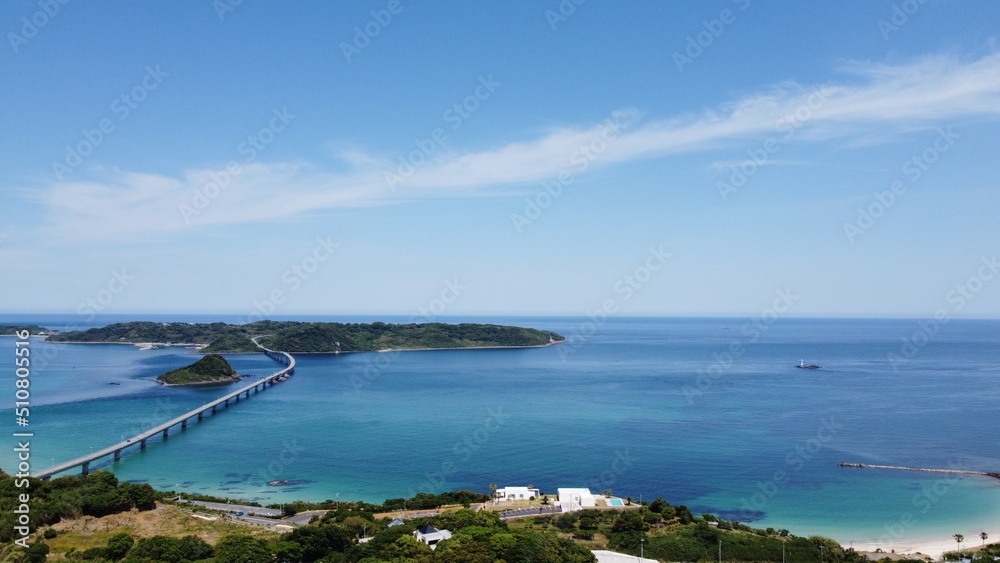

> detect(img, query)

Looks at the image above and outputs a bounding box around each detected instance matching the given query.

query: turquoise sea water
[1,315,998,549]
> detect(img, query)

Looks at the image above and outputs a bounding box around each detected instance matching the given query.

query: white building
[496,486,540,501]
[592,550,658,563]
[413,524,452,549]
[557,488,596,512]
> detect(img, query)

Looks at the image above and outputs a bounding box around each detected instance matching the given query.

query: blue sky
[2,1,999,319]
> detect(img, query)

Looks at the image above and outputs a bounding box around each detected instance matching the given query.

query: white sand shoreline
[847,529,997,559]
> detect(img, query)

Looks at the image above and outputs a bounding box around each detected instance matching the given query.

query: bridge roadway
[32,341,295,480]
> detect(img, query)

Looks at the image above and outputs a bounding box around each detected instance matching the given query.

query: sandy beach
[850,528,997,559]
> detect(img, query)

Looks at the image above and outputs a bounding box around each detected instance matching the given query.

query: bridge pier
[181,419,187,429]
[162,428,169,439]
[114,449,121,461]
[212,405,217,413]
[198,412,203,420]
[141,438,147,449]
[81,462,89,475]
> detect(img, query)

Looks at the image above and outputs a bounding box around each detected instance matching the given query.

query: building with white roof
[496,486,540,501]
[592,550,658,563]
[557,488,596,512]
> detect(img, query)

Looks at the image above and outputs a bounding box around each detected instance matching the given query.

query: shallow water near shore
[2,314,998,550]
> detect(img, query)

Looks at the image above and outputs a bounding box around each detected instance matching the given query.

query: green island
[0,324,49,336]
[44,321,564,354]
[3,469,993,562]
[156,354,239,386]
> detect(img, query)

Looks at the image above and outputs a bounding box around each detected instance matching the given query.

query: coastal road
[499,505,562,520]
[182,500,283,517]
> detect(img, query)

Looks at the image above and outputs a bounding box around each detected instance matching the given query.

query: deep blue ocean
[1,314,998,548]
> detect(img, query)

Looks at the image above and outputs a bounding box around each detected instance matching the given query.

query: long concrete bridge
[32,340,295,480]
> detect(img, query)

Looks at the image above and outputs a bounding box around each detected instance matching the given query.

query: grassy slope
[43,504,279,560]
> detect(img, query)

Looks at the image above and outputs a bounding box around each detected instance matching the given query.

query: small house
[496,486,540,501]
[557,488,596,512]
[414,524,452,549]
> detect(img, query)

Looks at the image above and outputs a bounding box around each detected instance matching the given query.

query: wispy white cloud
[27,52,1000,240]
[709,159,807,171]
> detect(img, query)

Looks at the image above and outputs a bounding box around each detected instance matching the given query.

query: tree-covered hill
[45,321,245,345]
[259,322,562,352]
[0,324,49,335]
[45,321,564,354]
[156,354,239,385]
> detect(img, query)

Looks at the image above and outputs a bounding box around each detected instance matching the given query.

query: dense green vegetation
[46,321,254,350]
[267,490,491,516]
[260,322,561,352]
[155,354,239,385]
[46,320,564,353]
[0,324,48,335]
[944,544,1000,562]
[8,475,982,563]
[64,509,594,562]
[0,470,157,544]
[199,333,259,353]
[528,501,864,563]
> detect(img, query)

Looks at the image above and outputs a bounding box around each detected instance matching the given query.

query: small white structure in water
[496,486,540,501]
[557,488,596,512]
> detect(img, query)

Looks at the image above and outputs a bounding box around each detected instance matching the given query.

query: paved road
[283,511,328,525]
[183,500,282,517]
[499,505,562,520]
[236,514,287,527]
